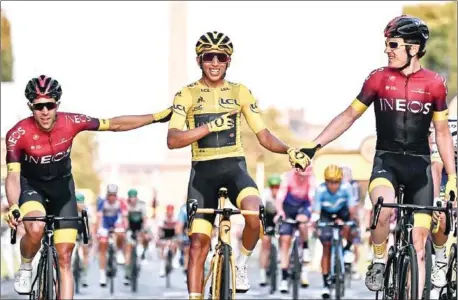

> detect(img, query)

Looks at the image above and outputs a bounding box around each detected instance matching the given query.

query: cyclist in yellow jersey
[167,31,308,299]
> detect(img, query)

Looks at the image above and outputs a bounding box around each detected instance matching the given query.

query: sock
[323,273,329,287]
[433,243,447,262]
[282,269,289,280]
[189,293,202,300]
[236,245,252,266]
[302,240,309,249]
[20,255,33,270]
[372,241,387,264]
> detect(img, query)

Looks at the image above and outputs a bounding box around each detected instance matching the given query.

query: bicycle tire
[107,245,115,294]
[34,251,46,299]
[131,244,138,292]
[219,243,232,299]
[344,263,352,288]
[53,248,61,299]
[423,239,433,300]
[382,247,397,300]
[269,243,278,294]
[47,246,55,299]
[399,245,418,300]
[291,239,300,300]
[166,249,173,288]
[335,246,343,300]
[73,245,80,294]
[446,243,457,298]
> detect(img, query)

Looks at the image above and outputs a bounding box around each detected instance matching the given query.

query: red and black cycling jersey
[351,67,448,155]
[5,112,110,181]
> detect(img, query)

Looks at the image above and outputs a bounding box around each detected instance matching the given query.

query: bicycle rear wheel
[399,245,418,300]
[423,239,433,300]
[382,247,397,300]
[291,239,300,300]
[269,243,278,294]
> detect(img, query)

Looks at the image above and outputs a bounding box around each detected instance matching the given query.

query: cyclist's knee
[56,244,74,270]
[322,242,331,253]
[189,234,210,262]
[24,221,45,244]
[261,236,271,249]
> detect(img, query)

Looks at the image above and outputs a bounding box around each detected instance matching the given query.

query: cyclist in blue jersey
[176,203,190,283]
[311,165,358,299]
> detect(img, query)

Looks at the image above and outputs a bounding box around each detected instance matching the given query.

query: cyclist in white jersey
[429,118,457,290]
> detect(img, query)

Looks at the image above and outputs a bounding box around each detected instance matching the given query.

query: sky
[1,1,450,164]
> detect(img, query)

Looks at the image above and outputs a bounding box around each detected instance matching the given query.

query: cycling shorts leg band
[189,293,203,300]
[20,201,46,216]
[236,187,260,208]
[190,218,213,238]
[413,213,432,229]
[368,178,394,193]
[54,228,78,244]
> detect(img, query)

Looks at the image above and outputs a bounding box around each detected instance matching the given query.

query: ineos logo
[378,98,431,115]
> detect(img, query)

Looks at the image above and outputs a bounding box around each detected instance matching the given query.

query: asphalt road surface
[1,250,376,299]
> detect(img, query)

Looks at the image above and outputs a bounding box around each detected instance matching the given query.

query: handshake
[287,142,321,171]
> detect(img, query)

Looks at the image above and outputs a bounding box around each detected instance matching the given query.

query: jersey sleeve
[97,198,104,212]
[275,172,290,203]
[169,88,193,130]
[351,68,383,114]
[431,75,448,121]
[345,183,357,207]
[5,125,26,173]
[65,113,111,133]
[177,206,187,223]
[312,185,325,212]
[239,85,267,134]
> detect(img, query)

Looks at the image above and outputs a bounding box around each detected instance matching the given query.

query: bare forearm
[314,110,357,147]
[257,129,289,154]
[109,114,154,132]
[436,133,456,175]
[167,126,210,149]
[5,173,20,206]
[431,161,443,198]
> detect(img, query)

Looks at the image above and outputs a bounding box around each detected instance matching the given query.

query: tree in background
[242,107,305,184]
[403,2,457,100]
[1,9,13,82]
[71,132,101,196]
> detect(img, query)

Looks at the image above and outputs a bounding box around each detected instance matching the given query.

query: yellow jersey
[169,80,266,161]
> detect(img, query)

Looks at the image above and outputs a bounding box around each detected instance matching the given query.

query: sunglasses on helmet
[31,102,58,111]
[201,52,230,63]
[385,40,417,50]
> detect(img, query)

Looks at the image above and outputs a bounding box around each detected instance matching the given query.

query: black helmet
[25,75,62,102]
[384,15,429,58]
[195,31,233,56]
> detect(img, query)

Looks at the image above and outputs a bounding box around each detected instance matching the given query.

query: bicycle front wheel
[269,243,278,294]
[446,243,457,298]
[131,245,138,292]
[334,248,343,300]
[73,245,80,294]
[423,239,433,300]
[220,244,232,299]
[47,246,55,299]
[291,240,300,300]
[382,247,397,300]
[399,245,418,300]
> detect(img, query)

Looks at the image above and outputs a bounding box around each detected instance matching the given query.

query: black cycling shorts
[187,157,260,237]
[318,207,350,243]
[368,150,433,227]
[19,175,78,244]
[264,212,276,236]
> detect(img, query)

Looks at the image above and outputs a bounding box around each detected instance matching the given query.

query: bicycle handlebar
[316,220,355,228]
[186,198,267,235]
[10,209,90,245]
[370,191,455,235]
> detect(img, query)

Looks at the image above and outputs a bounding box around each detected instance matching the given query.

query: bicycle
[72,234,84,294]
[126,228,141,292]
[277,217,308,300]
[371,185,454,300]
[316,217,355,300]
[439,209,457,300]
[163,237,177,288]
[187,187,266,300]
[10,210,89,300]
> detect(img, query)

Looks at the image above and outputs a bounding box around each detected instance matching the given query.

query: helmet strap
[396,46,413,71]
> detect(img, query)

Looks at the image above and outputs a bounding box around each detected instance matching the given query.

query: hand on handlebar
[4,205,23,229]
[274,211,286,224]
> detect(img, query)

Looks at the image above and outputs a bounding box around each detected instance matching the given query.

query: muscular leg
[20,210,46,264]
[239,195,262,256]
[53,227,77,299]
[260,235,271,270]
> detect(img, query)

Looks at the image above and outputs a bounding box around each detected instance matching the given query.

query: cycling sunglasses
[325,180,341,184]
[31,102,58,111]
[201,52,230,63]
[385,40,417,50]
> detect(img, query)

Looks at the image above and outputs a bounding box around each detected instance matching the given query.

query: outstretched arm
[256,129,290,154]
[108,107,172,132]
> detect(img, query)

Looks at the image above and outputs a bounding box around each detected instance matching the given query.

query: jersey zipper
[48,132,53,177]
[213,87,219,157]
[404,77,409,154]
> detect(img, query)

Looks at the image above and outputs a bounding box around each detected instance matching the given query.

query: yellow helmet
[324,164,343,181]
[195,31,233,56]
